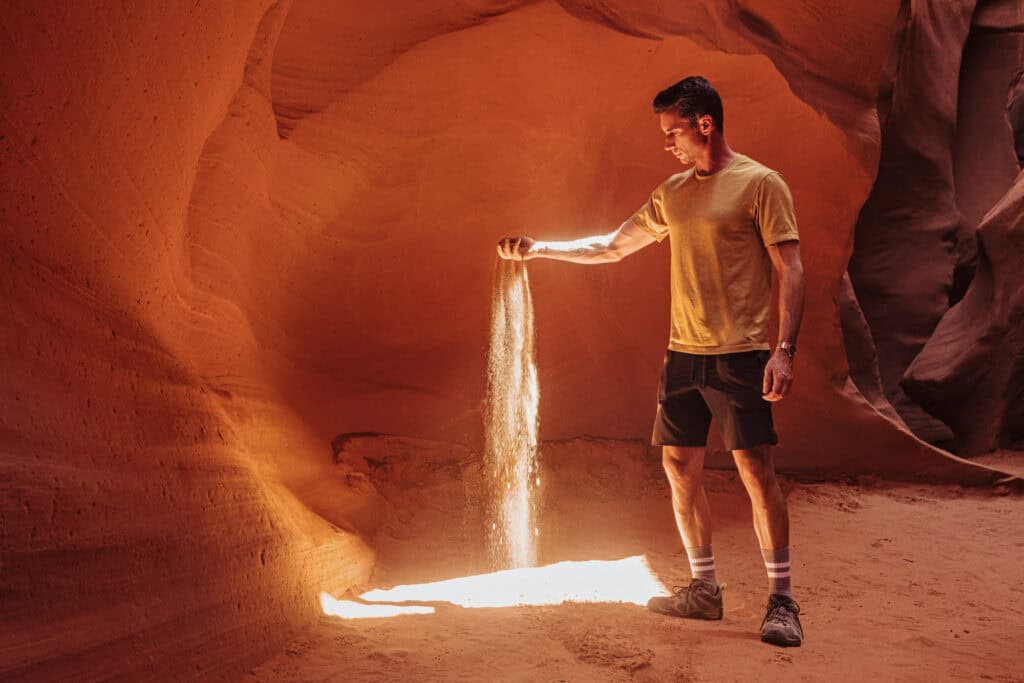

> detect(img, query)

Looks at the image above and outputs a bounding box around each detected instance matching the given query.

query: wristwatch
[779,341,797,359]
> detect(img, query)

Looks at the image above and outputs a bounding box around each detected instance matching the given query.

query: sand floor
[251,451,1024,682]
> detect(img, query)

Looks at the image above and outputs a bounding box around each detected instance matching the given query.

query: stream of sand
[485,258,541,569]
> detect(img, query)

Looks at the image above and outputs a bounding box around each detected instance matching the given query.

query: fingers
[496,237,527,260]
[496,237,514,260]
[762,362,792,402]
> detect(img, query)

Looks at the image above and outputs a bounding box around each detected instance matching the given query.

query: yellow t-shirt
[630,153,799,354]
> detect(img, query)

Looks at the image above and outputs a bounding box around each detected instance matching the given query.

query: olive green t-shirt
[630,153,799,354]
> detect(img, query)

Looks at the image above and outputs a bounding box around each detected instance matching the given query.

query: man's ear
[699,114,713,135]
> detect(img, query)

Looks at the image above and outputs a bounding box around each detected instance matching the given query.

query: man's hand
[496,236,537,260]
[762,349,794,402]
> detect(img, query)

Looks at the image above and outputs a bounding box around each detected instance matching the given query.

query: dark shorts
[652,349,778,451]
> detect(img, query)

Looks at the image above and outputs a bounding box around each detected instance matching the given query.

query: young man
[497,76,806,647]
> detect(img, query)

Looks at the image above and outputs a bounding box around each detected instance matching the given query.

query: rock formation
[904,169,1024,456]
[846,0,1023,449]
[0,3,373,679]
[1,1,1019,678]
[847,0,976,445]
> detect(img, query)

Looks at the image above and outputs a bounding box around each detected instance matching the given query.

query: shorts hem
[722,436,779,451]
[651,439,708,447]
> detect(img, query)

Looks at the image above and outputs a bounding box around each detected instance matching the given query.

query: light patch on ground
[323,555,668,615]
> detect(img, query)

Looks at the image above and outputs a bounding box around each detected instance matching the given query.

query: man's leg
[731,446,788,552]
[733,445,803,646]
[662,445,713,551]
[648,352,722,619]
[647,445,723,619]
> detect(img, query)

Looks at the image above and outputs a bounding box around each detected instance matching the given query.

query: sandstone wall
[1,3,372,679]
[846,0,1023,452]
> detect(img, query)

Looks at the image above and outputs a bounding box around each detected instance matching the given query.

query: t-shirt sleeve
[629,185,670,243]
[754,172,800,245]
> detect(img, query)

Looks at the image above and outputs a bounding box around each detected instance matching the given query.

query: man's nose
[664,138,675,151]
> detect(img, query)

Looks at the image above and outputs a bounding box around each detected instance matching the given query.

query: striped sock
[686,545,716,584]
[762,547,793,597]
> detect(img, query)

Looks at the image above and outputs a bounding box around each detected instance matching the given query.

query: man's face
[660,110,708,166]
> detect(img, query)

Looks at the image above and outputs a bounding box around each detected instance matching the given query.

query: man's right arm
[496,220,657,264]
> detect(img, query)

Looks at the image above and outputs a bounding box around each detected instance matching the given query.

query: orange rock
[847,0,975,445]
[904,170,1024,456]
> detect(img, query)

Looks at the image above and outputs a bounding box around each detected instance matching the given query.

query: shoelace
[669,584,694,611]
[670,578,711,595]
[667,579,718,611]
[765,598,799,626]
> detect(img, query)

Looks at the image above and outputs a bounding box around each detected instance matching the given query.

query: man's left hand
[762,350,794,402]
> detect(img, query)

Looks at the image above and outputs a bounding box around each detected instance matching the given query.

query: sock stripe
[761,547,793,598]
[685,546,716,584]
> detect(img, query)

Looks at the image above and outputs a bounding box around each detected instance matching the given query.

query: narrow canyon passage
[2,1,1022,680]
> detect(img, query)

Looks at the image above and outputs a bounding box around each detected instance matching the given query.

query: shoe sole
[761,634,802,647]
[647,605,723,620]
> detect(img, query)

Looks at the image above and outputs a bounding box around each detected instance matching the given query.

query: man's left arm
[762,240,805,402]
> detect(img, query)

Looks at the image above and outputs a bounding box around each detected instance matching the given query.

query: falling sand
[484,258,540,569]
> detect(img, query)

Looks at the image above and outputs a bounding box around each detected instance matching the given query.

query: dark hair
[653,76,724,133]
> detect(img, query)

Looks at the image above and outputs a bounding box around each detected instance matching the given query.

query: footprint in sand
[570,630,654,672]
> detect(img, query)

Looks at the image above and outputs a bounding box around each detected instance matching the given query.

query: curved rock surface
[1,1,1018,678]
[0,3,372,679]
[846,0,1023,451]
[951,0,1023,299]
[904,170,1024,456]
[847,0,976,445]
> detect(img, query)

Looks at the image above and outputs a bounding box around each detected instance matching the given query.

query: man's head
[653,76,724,166]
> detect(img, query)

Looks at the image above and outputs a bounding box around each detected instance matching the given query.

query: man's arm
[762,239,805,401]
[496,220,656,263]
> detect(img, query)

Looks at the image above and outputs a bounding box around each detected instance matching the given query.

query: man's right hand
[496,236,537,260]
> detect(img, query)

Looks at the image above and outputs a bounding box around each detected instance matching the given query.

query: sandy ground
[251,448,1024,682]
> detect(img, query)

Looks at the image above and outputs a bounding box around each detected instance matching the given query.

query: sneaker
[646,578,723,620]
[761,594,803,647]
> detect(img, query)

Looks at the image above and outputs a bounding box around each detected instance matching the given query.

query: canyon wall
[846,0,1023,450]
[1,3,372,679]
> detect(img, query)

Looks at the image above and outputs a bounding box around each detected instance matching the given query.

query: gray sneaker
[646,578,723,620]
[761,594,803,646]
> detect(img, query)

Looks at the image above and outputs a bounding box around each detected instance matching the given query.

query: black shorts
[652,349,778,451]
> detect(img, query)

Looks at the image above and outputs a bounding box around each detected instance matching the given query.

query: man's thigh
[701,351,778,451]
[652,351,713,447]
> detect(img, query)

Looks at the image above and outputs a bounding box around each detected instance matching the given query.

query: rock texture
[846,0,1023,451]
[904,170,1024,455]
[847,0,976,445]
[1,3,372,680]
[1,0,1020,679]
[951,0,1024,300]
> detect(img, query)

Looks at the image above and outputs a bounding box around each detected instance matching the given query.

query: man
[497,76,806,647]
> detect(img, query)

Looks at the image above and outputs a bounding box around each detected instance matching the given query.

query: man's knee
[732,447,779,500]
[662,445,704,484]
